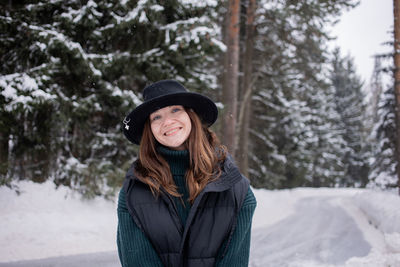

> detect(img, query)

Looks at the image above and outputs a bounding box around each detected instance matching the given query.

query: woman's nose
[162,114,174,126]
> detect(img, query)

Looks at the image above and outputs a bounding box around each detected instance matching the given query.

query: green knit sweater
[117,147,257,266]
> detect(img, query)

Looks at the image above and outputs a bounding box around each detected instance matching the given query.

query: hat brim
[123,92,218,145]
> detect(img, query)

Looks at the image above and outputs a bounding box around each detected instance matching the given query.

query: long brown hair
[135,108,227,203]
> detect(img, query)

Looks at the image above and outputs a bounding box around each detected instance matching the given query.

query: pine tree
[367,56,397,189]
[369,84,397,189]
[393,0,400,194]
[246,0,358,188]
[330,48,369,187]
[0,0,223,197]
[366,24,398,190]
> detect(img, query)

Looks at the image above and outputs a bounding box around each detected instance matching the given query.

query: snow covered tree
[393,0,400,194]
[367,54,397,189]
[366,58,384,125]
[330,48,369,187]
[0,0,223,197]
[1,0,367,193]
[367,5,398,190]
[245,0,358,188]
[369,83,397,189]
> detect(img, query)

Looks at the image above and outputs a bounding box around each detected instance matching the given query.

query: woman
[117,80,257,267]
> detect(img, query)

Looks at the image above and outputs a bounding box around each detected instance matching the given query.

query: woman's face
[149,105,192,150]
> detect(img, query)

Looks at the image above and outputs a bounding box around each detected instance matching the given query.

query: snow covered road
[250,196,371,266]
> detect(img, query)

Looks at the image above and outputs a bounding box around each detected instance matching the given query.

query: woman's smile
[164,127,181,136]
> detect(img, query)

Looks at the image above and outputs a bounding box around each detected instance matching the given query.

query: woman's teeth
[165,128,180,136]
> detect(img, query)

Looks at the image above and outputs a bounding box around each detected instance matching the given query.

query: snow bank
[353,190,400,233]
[352,190,400,254]
[0,181,117,262]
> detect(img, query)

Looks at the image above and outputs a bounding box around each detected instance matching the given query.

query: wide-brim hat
[123,80,218,145]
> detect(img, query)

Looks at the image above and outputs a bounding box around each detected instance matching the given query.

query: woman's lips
[164,127,181,136]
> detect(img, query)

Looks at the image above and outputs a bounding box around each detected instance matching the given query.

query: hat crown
[143,80,187,102]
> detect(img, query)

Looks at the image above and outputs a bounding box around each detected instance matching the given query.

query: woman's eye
[151,115,161,121]
[172,107,181,113]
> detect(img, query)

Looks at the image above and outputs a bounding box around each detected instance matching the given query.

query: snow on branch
[0,73,56,112]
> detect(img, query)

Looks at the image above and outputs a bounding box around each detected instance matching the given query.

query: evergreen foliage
[248,0,358,188]
[329,48,369,187]
[368,65,397,189]
[370,85,397,188]
[0,0,222,198]
[362,50,397,190]
[2,0,393,195]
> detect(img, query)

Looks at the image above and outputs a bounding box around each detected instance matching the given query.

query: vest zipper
[162,189,184,235]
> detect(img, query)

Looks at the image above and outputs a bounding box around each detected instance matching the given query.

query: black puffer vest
[123,155,249,267]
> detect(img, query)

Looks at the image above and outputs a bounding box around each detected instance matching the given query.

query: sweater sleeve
[215,187,257,267]
[117,187,164,267]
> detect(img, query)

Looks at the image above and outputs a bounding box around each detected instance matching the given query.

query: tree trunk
[0,131,9,178]
[393,0,400,195]
[237,0,257,177]
[222,0,241,157]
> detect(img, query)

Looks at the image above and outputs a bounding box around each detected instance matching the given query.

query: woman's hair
[135,108,227,203]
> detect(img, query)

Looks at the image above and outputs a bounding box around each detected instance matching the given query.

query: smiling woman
[117,80,257,267]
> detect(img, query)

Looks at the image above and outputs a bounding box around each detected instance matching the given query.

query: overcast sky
[329,0,393,84]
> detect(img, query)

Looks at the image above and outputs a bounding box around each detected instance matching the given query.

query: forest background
[0,0,398,199]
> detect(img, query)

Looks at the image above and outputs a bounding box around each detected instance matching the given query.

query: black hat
[123,80,218,145]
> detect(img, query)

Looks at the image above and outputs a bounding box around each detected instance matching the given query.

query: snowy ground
[250,188,400,267]
[0,181,399,266]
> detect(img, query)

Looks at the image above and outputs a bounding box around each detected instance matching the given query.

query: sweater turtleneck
[157,145,191,225]
[157,145,189,176]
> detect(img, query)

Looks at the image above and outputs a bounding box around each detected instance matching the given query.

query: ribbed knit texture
[117,147,257,267]
[158,146,191,226]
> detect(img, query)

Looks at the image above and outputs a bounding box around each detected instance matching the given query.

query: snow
[353,190,400,233]
[251,188,400,267]
[65,157,87,171]
[0,181,399,266]
[0,73,57,112]
[0,181,117,262]
[122,0,147,22]
[150,4,164,12]
[178,0,218,8]
[210,38,227,52]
